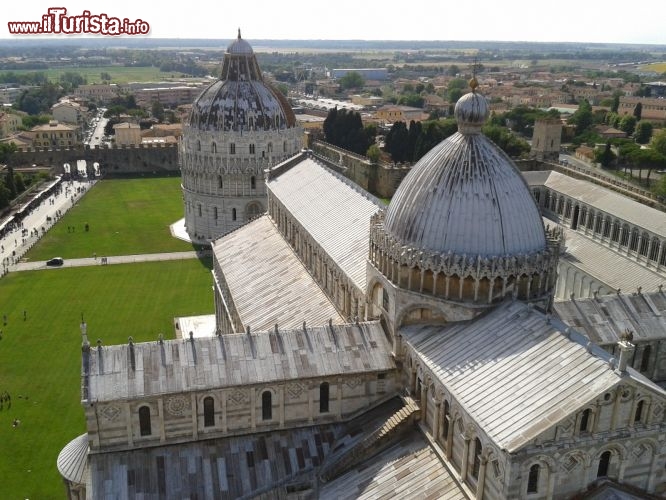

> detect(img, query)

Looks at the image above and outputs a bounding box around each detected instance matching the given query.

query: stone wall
[310,140,411,199]
[6,143,180,176]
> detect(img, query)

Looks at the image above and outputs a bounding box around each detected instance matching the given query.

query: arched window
[196,140,201,151]
[597,451,611,478]
[472,438,482,479]
[442,400,450,439]
[211,142,217,154]
[634,400,645,424]
[232,208,237,221]
[213,206,218,220]
[262,391,272,420]
[527,464,540,493]
[250,176,256,190]
[641,345,651,372]
[229,143,236,155]
[139,406,151,436]
[203,397,215,427]
[320,382,330,413]
[283,141,287,152]
[197,204,202,217]
[267,142,273,153]
[249,144,255,155]
[580,408,591,432]
[218,175,223,189]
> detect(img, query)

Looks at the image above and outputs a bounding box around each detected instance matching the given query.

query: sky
[1,0,665,45]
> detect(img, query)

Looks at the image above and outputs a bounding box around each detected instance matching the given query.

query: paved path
[12,250,211,272]
[1,179,95,274]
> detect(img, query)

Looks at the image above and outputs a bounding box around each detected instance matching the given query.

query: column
[191,393,198,439]
[432,399,441,441]
[308,383,314,424]
[337,378,343,419]
[222,393,228,433]
[250,388,256,431]
[475,456,488,500]
[461,436,471,481]
[279,386,285,428]
[158,399,166,442]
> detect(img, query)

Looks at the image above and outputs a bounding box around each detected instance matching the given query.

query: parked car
[46,257,64,267]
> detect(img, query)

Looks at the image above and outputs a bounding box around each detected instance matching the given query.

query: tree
[568,99,593,136]
[366,144,380,163]
[447,65,460,76]
[0,183,10,210]
[634,121,653,144]
[100,72,112,81]
[339,71,364,90]
[652,129,666,157]
[385,121,410,162]
[633,102,642,121]
[4,166,17,198]
[151,101,165,122]
[594,142,615,168]
[14,172,25,194]
[611,94,620,113]
[619,115,637,136]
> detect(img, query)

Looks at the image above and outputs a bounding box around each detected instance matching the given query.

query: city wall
[7,143,180,176]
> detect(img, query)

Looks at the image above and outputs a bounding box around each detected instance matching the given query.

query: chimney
[616,340,635,373]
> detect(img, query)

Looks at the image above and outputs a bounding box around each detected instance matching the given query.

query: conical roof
[384,83,546,258]
[188,30,296,132]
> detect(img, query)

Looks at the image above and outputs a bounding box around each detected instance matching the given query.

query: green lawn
[0,259,214,498]
[25,177,197,261]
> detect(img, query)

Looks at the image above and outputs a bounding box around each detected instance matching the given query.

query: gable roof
[554,291,666,345]
[85,321,395,402]
[401,301,665,453]
[213,215,344,332]
[267,156,383,292]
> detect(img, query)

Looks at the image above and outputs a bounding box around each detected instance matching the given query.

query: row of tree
[0,144,26,210]
[322,108,376,156]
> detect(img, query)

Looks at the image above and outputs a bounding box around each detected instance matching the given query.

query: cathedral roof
[212,215,345,331]
[384,86,546,258]
[267,154,384,292]
[85,322,394,402]
[401,301,665,453]
[188,31,296,132]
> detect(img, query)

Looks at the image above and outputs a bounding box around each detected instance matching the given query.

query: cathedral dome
[188,30,296,132]
[383,86,546,258]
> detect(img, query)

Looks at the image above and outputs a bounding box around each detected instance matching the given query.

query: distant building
[618,97,666,123]
[113,122,142,146]
[375,104,426,124]
[29,120,80,148]
[134,85,205,108]
[0,112,22,139]
[351,94,384,107]
[531,119,562,161]
[74,84,120,104]
[51,100,87,127]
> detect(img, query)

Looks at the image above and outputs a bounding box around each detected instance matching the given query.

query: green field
[0,259,214,498]
[25,177,197,261]
[1,65,177,84]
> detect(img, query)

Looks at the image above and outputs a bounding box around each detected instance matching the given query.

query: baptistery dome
[188,30,296,133]
[384,83,546,257]
[180,30,302,244]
